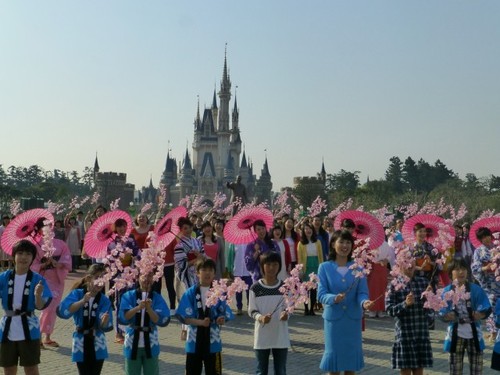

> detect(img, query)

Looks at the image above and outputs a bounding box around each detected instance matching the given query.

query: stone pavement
[36,271,498,374]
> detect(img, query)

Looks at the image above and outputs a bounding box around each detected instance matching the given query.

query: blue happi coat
[118,289,170,359]
[439,282,491,353]
[0,269,52,342]
[176,284,234,354]
[57,289,113,362]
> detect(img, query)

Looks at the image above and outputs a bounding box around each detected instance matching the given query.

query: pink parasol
[84,210,132,258]
[333,210,385,250]
[0,209,54,255]
[470,216,500,249]
[402,214,455,248]
[154,206,187,247]
[223,207,274,244]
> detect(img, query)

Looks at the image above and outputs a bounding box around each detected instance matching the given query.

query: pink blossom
[308,196,327,218]
[109,198,121,211]
[40,221,56,258]
[372,206,395,228]
[272,191,292,219]
[328,198,353,219]
[90,192,100,205]
[422,288,448,311]
[141,203,153,215]
[10,199,21,216]
[278,264,318,314]
[46,200,65,215]
[349,239,378,278]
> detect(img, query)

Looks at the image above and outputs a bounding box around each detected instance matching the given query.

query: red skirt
[367,262,388,312]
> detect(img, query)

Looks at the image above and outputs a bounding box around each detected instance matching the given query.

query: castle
[93,157,135,210]
[146,51,273,207]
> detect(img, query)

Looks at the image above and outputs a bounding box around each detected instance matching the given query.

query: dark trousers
[255,348,288,375]
[150,265,176,309]
[76,335,104,375]
[186,352,222,375]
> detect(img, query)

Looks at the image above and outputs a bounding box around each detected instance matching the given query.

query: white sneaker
[366,311,376,318]
[377,312,386,318]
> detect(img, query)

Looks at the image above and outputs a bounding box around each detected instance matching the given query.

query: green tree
[385,156,404,194]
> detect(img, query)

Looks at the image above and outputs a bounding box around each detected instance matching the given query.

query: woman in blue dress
[317,230,373,374]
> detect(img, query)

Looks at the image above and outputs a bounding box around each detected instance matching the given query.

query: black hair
[114,218,128,228]
[413,222,426,233]
[341,218,355,229]
[281,218,299,242]
[134,214,150,226]
[447,257,469,279]
[300,222,317,245]
[12,240,37,263]
[328,230,354,262]
[253,219,275,248]
[259,251,282,275]
[196,257,216,272]
[77,211,84,215]
[200,221,217,243]
[270,225,283,238]
[34,217,49,232]
[71,263,106,290]
[177,217,193,228]
[476,226,492,242]
[94,205,107,216]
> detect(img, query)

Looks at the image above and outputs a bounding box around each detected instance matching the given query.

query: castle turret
[255,157,273,204]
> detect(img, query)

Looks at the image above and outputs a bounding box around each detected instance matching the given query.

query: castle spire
[94,153,100,172]
[240,150,247,168]
[212,88,218,109]
[182,147,192,170]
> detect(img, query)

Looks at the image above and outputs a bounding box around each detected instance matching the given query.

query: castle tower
[179,148,194,197]
[255,157,272,204]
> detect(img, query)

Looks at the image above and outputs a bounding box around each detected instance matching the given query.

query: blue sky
[1,1,499,191]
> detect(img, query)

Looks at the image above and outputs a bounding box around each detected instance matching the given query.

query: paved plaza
[35,271,498,374]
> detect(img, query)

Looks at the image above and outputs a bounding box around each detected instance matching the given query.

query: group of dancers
[1,207,500,375]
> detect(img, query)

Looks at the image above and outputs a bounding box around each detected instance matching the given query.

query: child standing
[0,240,52,375]
[248,251,290,375]
[386,258,433,375]
[176,258,234,375]
[57,264,113,375]
[440,258,491,375]
[118,272,171,375]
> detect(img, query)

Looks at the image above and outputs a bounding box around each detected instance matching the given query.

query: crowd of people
[0,206,499,375]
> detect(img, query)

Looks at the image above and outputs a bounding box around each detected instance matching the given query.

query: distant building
[293,161,327,189]
[153,50,273,207]
[93,156,135,210]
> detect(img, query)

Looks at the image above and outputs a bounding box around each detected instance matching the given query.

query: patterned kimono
[386,275,433,369]
[0,269,52,342]
[118,289,170,360]
[174,236,203,290]
[176,285,234,354]
[57,289,114,362]
[471,244,500,333]
[31,238,72,335]
[245,239,277,282]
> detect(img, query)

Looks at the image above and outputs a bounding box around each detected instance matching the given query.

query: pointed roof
[194,97,201,129]
[240,151,247,168]
[182,148,192,170]
[220,45,231,92]
[233,94,238,114]
[212,89,218,109]
[94,153,100,171]
[262,157,271,177]
[148,176,154,188]
[321,159,326,175]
